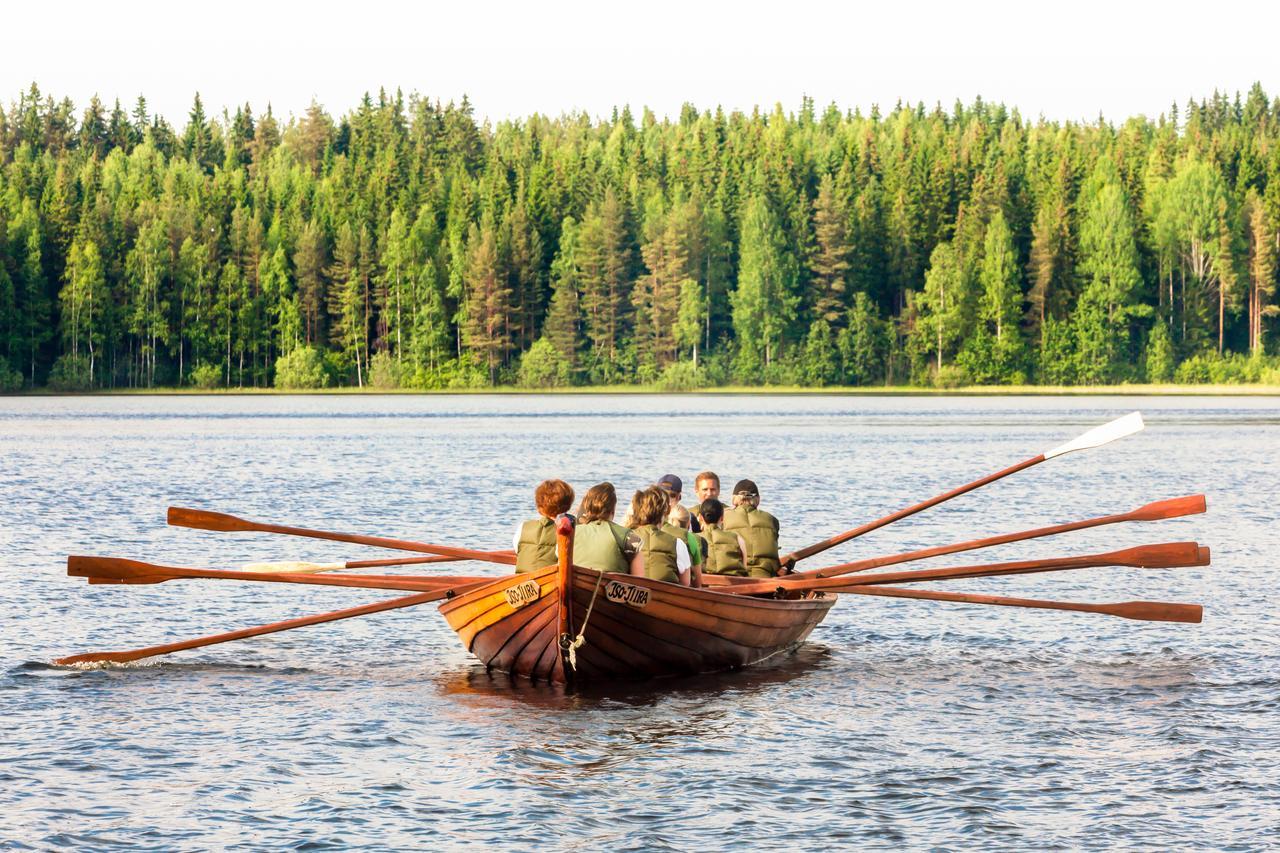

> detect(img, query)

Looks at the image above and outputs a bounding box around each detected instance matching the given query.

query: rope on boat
[567,568,605,672]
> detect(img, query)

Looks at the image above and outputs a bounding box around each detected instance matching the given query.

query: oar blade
[168,506,254,532]
[1108,601,1203,624]
[1107,541,1207,568]
[1043,411,1144,459]
[1129,494,1207,521]
[68,555,176,585]
[240,561,346,574]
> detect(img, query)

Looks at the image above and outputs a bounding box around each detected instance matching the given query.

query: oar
[168,507,517,566]
[839,585,1203,623]
[788,494,1206,580]
[239,552,512,574]
[53,585,484,666]
[726,541,1209,597]
[782,411,1146,566]
[68,555,487,593]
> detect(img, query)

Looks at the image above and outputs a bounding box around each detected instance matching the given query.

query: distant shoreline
[6,383,1280,397]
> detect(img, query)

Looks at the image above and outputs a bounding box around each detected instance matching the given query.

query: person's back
[627,486,692,586]
[514,479,575,573]
[573,482,637,574]
[721,479,781,578]
[699,498,748,577]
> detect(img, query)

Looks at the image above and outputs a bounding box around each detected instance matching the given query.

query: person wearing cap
[513,479,575,573]
[721,479,784,578]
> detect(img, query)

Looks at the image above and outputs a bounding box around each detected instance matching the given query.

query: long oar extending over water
[168,507,516,566]
[727,541,1210,597]
[782,412,1146,567]
[53,585,483,666]
[239,552,514,574]
[67,555,487,593]
[838,585,1202,623]
[783,494,1206,581]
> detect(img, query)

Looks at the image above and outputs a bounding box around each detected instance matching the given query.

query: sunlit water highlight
[1,394,1276,848]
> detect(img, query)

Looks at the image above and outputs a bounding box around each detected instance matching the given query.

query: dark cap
[733,479,759,497]
[657,474,683,493]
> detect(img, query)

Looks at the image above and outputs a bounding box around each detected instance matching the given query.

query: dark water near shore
[1,395,1276,849]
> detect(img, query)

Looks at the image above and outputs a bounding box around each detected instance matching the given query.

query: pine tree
[1243,189,1276,355]
[543,217,584,377]
[732,194,798,378]
[809,174,852,324]
[577,190,630,378]
[462,220,513,384]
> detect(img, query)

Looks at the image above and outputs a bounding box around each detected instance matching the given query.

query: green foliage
[46,354,92,391]
[516,339,571,388]
[190,363,222,389]
[274,346,330,389]
[656,360,711,391]
[1145,322,1176,382]
[0,85,1277,392]
[0,363,22,393]
[368,351,401,389]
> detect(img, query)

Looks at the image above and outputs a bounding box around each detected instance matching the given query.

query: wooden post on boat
[555,514,576,683]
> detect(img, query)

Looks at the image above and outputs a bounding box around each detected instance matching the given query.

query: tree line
[1,83,1278,392]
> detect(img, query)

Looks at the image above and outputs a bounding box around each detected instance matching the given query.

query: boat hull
[438,566,836,684]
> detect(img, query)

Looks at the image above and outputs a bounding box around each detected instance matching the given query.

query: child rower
[698,498,749,577]
[513,479,575,573]
[574,482,641,574]
[665,504,705,588]
[626,486,694,587]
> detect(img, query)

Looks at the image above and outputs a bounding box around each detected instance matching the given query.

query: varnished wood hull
[438,566,836,684]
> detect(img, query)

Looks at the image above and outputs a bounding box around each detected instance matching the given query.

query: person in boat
[722,479,787,578]
[573,482,642,574]
[627,486,695,587]
[690,471,721,531]
[665,504,705,588]
[513,478,575,573]
[698,498,749,577]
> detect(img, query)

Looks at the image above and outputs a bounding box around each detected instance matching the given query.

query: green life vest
[635,524,680,584]
[515,517,558,573]
[662,523,702,566]
[723,506,780,578]
[704,525,747,576]
[573,519,630,574]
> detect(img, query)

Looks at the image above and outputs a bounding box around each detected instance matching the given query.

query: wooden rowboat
[438,518,836,684]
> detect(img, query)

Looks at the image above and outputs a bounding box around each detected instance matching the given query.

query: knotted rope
[567,568,605,672]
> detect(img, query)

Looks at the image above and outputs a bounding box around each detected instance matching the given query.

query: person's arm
[675,539,692,587]
[624,531,645,577]
[512,524,523,554]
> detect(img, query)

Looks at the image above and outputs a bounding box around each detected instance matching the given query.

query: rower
[698,498,749,577]
[690,471,721,531]
[573,482,641,574]
[722,479,785,578]
[664,504,705,588]
[513,479,575,573]
[627,486,694,586]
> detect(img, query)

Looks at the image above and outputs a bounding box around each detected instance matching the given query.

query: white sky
[3,0,1277,127]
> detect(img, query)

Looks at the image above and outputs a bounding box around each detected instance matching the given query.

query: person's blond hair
[667,504,691,529]
[628,486,669,528]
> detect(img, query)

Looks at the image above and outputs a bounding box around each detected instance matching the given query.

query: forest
[1,83,1278,392]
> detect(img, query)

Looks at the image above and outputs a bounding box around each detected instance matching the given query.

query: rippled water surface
[1,394,1276,849]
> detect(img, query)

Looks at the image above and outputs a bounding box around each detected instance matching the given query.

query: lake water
[1,394,1276,849]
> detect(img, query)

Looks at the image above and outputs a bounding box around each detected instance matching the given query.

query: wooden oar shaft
[167,507,517,566]
[68,555,487,593]
[728,542,1208,597]
[53,586,476,666]
[794,495,1207,580]
[783,455,1044,564]
[841,585,1203,623]
[344,551,513,569]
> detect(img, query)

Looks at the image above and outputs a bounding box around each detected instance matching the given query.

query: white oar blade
[240,561,346,574]
[1043,411,1144,459]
